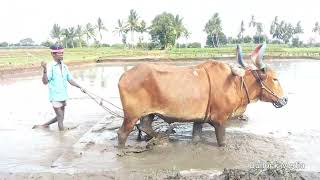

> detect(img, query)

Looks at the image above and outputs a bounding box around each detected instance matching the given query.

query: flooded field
[0,59,320,179]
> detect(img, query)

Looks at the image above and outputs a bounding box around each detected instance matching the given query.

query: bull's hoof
[117,143,126,149]
[192,135,201,142]
[238,114,249,121]
[217,142,226,147]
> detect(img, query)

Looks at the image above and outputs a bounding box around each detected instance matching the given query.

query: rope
[85,90,123,111]
[83,90,124,118]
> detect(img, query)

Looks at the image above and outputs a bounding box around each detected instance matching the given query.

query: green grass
[0,45,320,69]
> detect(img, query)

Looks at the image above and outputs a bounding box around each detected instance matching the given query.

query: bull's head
[236,44,288,108]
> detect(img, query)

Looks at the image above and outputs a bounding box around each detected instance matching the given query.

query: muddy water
[1,59,320,176]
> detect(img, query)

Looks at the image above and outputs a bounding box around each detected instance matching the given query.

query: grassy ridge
[0,45,320,68]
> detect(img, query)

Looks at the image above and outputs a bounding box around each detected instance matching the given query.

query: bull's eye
[273,78,278,82]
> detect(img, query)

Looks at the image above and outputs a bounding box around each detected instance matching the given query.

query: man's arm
[41,61,48,85]
[68,79,81,88]
[68,79,86,93]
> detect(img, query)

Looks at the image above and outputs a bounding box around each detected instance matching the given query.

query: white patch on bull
[251,98,258,103]
[193,70,198,76]
[228,63,245,77]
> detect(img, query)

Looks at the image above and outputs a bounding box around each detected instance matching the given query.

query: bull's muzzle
[272,96,288,108]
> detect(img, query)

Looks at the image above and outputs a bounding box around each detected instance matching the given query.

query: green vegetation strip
[0,46,319,69]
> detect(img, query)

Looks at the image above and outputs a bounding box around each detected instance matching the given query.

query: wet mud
[1,59,320,179]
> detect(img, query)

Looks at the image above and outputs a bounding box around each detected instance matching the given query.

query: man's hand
[41,61,47,69]
[80,87,87,94]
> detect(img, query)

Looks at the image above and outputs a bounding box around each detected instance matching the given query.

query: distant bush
[111,43,125,49]
[176,43,187,48]
[146,42,159,50]
[291,38,303,47]
[243,36,252,43]
[136,42,149,49]
[0,41,9,47]
[101,43,110,47]
[41,40,54,47]
[253,35,267,44]
[187,42,201,48]
[270,40,282,44]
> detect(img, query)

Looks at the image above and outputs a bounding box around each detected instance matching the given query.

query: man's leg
[32,106,58,129]
[42,117,57,127]
[54,106,65,131]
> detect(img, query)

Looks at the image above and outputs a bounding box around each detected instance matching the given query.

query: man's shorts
[51,101,67,108]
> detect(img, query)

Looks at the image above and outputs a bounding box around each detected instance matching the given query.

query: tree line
[1,10,320,49]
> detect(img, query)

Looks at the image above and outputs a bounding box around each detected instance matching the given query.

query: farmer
[33,44,86,131]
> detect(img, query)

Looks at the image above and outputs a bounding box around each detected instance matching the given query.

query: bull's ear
[251,43,267,69]
[236,44,245,68]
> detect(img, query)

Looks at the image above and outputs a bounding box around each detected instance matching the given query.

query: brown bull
[117,44,287,147]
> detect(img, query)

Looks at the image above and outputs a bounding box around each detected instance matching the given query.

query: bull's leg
[209,121,226,147]
[214,124,226,147]
[138,114,157,139]
[192,122,203,142]
[117,117,138,148]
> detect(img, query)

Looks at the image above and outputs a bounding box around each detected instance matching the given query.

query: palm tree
[204,13,222,47]
[137,20,147,45]
[84,23,96,46]
[68,27,76,48]
[238,20,245,43]
[96,17,107,44]
[256,22,263,43]
[183,30,191,47]
[62,28,71,48]
[51,24,62,43]
[173,15,188,45]
[113,19,128,46]
[249,15,256,28]
[76,25,84,48]
[127,9,139,47]
[248,15,256,39]
[294,21,303,40]
[270,16,279,38]
[312,22,320,43]
[313,22,320,34]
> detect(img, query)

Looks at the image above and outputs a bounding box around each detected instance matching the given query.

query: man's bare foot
[59,125,79,131]
[32,125,49,129]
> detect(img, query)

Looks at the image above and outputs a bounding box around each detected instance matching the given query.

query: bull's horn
[236,44,245,68]
[251,43,267,69]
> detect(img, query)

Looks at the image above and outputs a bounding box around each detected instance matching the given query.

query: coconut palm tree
[84,23,96,47]
[62,28,71,48]
[248,15,256,39]
[173,15,188,45]
[204,13,222,47]
[127,9,139,47]
[96,17,107,44]
[137,20,147,44]
[113,19,128,46]
[51,24,62,43]
[68,27,76,48]
[270,16,279,38]
[76,25,84,48]
[255,22,263,43]
[312,22,320,34]
[238,20,245,43]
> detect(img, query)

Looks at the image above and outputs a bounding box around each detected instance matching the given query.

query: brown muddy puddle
[1,59,320,178]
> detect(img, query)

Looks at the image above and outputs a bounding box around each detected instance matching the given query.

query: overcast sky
[1,0,319,45]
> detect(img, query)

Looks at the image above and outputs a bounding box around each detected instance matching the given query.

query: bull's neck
[241,70,262,106]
